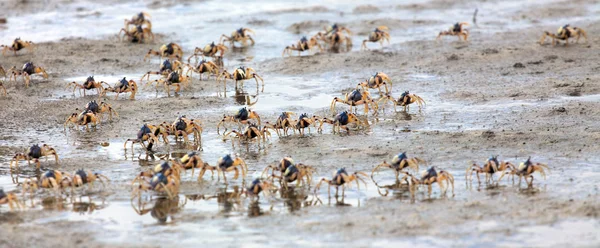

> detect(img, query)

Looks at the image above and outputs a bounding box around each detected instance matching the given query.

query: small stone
[513,63,525,68]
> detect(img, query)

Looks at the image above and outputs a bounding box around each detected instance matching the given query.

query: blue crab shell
[75,169,88,184]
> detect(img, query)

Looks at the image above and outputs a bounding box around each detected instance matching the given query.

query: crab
[282,36,323,56]
[141,59,183,82]
[371,152,424,183]
[224,123,269,149]
[357,72,392,95]
[68,169,110,188]
[22,170,73,194]
[262,158,316,189]
[407,167,455,197]
[67,76,106,96]
[362,26,390,50]
[318,30,352,52]
[10,62,48,88]
[132,161,183,199]
[317,24,353,51]
[119,23,154,43]
[82,100,119,122]
[243,179,274,199]
[378,91,425,113]
[436,22,469,41]
[0,189,23,210]
[185,60,219,81]
[318,111,364,134]
[324,24,352,36]
[263,111,296,137]
[124,124,159,151]
[539,24,588,46]
[132,172,180,199]
[187,42,228,63]
[64,109,100,132]
[149,122,172,145]
[144,43,183,62]
[134,161,183,184]
[148,71,190,97]
[220,27,255,47]
[466,155,516,184]
[199,154,248,184]
[217,66,264,92]
[101,77,138,100]
[314,168,368,198]
[217,107,261,135]
[294,113,320,136]
[171,152,213,180]
[124,12,151,30]
[261,157,295,181]
[171,115,203,146]
[10,144,59,170]
[1,38,35,56]
[330,89,377,115]
[498,157,549,187]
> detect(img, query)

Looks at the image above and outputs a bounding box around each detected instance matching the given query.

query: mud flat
[0,0,599,247]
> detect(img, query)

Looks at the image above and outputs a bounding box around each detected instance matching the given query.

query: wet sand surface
[0,0,599,247]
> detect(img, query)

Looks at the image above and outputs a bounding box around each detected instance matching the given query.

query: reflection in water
[32,195,107,214]
[373,180,416,203]
[186,186,244,215]
[182,185,322,217]
[131,196,187,223]
[41,196,67,211]
[247,200,263,217]
[72,197,106,215]
[313,193,355,207]
[216,186,243,214]
[279,187,312,213]
[231,88,259,106]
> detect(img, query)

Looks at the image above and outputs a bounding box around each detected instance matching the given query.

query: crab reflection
[374,180,416,203]
[131,195,187,223]
[72,196,107,215]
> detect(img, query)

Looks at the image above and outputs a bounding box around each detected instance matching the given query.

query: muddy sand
[0,0,599,247]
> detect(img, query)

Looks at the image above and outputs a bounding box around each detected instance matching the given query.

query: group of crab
[124,115,203,152]
[465,155,550,187]
[1,11,574,211]
[370,152,549,198]
[129,150,550,204]
[213,107,358,149]
[132,153,256,199]
[67,75,139,100]
[2,144,110,210]
[136,23,263,94]
[283,24,391,56]
[333,71,426,117]
[131,155,357,202]
[0,38,45,94]
[436,22,588,46]
[0,18,587,96]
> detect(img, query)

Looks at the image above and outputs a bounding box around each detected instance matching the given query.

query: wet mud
[0,0,599,247]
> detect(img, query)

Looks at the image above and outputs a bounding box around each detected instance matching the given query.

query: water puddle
[221,76,336,112]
